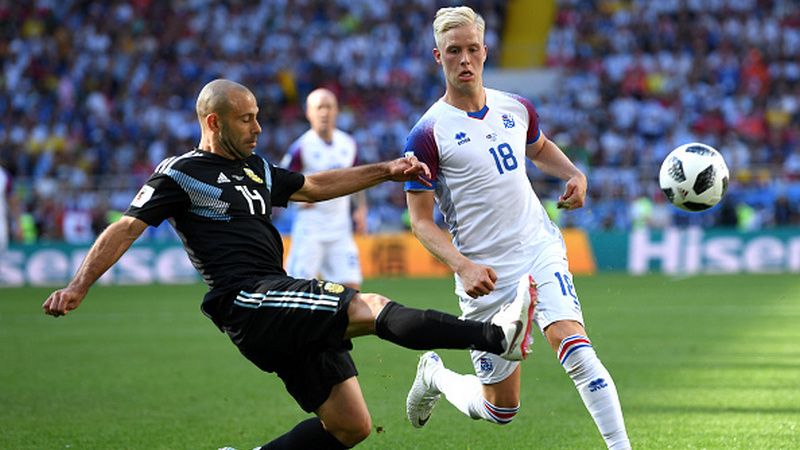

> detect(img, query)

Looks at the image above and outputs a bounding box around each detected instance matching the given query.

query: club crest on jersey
[455,131,471,145]
[479,356,493,373]
[323,282,345,294]
[501,114,515,129]
[243,167,263,184]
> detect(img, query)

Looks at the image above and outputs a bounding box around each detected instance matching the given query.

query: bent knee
[346,294,392,338]
[349,293,391,321]
[333,416,372,447]
[481,398,519,425]
[544,320,586,351]
[357,293,390,311]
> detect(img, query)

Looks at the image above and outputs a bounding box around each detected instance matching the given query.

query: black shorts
[218,276,359,413]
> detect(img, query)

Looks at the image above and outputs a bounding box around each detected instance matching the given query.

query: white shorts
[285,234,362,286]
[460,260,585,384]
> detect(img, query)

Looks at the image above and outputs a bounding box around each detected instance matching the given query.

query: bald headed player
[42,79,535,449]
[281,88,366,289]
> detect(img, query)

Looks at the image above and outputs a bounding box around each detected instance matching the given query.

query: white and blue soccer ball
[658,142,730,212]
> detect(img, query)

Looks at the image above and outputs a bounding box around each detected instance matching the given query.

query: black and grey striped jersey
[125,149,304,297]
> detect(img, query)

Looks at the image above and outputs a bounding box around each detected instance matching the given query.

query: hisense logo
[629,228,800,274]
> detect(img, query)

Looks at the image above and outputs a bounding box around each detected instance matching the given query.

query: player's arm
[289,156,431,203]
[406,190,496,298]
[525,131,587,210]
[42,216,148,317]
[352,190,368,234]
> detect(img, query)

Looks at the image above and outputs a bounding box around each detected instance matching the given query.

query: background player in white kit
[281,88,366,289]
[403,7,630,449]
[0,164,9,259]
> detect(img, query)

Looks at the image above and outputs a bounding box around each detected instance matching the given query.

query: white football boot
[492,274,536,361]
[406,351,444,428]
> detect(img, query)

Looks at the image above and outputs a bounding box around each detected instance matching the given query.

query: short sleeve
[403,118,438,191]
[508,93,542,145]
[269,164,305,207]
[124,174,190,226]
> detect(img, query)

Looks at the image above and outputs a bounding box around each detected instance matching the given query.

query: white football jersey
[0,166,8,251]
[281,129,358,239]
[404,88,563,294]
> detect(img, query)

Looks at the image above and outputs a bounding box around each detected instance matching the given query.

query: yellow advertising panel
[562,229,597,275]
[284,230,595,278]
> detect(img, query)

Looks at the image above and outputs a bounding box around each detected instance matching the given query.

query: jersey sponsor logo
[501,114,515,129]
[323,281,345,294]
[243,167,263,184]
[217,172,230,184]
[455,131,471,145]
[130,185,155,208]
[588,378,608,392]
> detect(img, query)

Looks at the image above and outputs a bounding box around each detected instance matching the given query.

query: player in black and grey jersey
[43,79,534,450]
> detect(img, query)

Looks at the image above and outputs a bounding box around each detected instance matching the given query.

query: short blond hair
[432,6,486,49]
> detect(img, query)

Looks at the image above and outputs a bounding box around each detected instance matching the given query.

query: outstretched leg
[405,275,536,428]
[346,288,532,361]
[410,352,522,426]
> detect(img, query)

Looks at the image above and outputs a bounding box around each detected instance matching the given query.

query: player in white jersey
[0,164,9,256]
[281,88,366,289]
[403,7,630,449]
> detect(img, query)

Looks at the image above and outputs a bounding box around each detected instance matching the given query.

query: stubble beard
[219,126,249,160]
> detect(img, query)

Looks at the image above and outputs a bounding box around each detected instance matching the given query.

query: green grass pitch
[1,274,799,449]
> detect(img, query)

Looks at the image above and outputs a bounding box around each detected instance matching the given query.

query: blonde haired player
[404,6,630,449]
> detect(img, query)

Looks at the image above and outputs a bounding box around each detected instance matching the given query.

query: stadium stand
[0,0,797,244]
[540,0,800,230]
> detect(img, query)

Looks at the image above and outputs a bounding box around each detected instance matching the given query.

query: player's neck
[442,86,486,114]
[314,129,334,144]
[198,136,246,160]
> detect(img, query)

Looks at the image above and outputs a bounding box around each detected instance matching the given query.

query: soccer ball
[658,142,729,212]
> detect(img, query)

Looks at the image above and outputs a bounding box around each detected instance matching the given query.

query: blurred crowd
[539,0,800,230]
[0,0,506,243]
[0,0,798,245]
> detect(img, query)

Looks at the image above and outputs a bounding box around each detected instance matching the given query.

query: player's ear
[207,113,220,132]
[433,47,442,65]
[483,45,488,63]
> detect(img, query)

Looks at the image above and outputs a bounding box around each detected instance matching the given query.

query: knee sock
[559,335,630,450]
[430,363,519,425]
[375,301,503,353]
[261,417,348,449]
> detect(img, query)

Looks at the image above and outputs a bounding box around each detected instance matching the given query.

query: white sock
[430,364,519,424]
[559,335,630,450]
